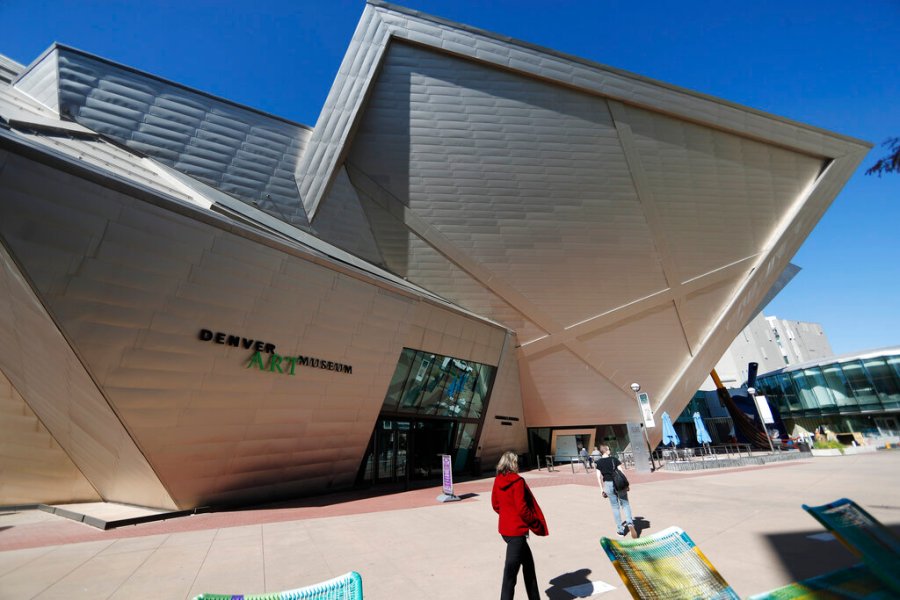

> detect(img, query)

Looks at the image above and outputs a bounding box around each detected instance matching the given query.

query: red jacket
[491,472,548,537]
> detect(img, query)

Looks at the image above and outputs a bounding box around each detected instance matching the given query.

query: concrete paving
[0,451,898,599]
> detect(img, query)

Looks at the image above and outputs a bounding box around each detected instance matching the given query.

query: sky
[1,0,898,356]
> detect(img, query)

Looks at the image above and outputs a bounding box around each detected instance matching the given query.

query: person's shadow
[632,516,651,537]
[545,568,593,599]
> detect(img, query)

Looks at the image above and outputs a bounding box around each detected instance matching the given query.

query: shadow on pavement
[762,523,900,582]
[545,568,593,600]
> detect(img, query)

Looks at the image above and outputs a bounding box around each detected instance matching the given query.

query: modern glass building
[756,348,900,443]
[0,1,869,510]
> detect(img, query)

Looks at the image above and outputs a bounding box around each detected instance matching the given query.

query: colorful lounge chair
[751,498,899,599]
[192,570,363,600]
[600,526,739,599]
[802,498,900,593]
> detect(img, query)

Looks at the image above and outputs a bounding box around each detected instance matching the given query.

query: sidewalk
[1,452,897,599]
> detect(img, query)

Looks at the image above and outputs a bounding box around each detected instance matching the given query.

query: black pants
[501,534,540,600]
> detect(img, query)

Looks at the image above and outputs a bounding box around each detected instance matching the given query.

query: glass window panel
[778,373,801,411]
[840,361,879,406]
[821,363,857,408]
[758,376,788,412]
[864,357,900,408]
[468,363,494,420]
[789,371,818,410]
[889,356,900,381]
[381,347,496,419]
[804,367,835,407]
[382,348,415,411]
[418,356,453,415]
[400,352,435,410]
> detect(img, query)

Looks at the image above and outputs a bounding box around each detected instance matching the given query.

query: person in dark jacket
[491,451,548,600]
[595,444,637,538]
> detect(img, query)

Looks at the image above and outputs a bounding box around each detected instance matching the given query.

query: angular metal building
[0,2,869,510]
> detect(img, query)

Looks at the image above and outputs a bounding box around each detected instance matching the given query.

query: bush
[813,439,845,454]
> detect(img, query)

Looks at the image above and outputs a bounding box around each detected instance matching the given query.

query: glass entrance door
[360,418,465,487]
[373,420,409,484]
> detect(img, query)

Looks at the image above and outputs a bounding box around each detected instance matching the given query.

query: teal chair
[802,498,900,593]
[193,570,363,600]
[751,498,899,599]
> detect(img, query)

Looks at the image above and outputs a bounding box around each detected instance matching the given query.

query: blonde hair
[496,451,519,474]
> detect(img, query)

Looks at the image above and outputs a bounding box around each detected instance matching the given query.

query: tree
[865,137,900,177]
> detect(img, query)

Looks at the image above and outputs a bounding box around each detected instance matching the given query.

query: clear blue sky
[2,0,897,355]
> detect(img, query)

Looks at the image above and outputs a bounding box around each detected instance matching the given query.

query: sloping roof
[0,55,499,326]
[294,1,870,430]
[14,44,313,228]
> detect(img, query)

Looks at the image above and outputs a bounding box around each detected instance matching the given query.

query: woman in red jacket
[491,451,548,600]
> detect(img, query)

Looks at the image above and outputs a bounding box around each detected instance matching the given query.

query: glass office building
[756,348,900,442]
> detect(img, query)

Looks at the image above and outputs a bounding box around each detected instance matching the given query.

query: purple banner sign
[442,454,453,496]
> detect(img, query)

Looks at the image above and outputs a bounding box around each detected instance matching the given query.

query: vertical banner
[755,395,775,424]
[437,454,461,502]
[442,454,453,495]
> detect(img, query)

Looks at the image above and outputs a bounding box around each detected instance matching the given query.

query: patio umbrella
[661,412,680,447]
[693,412,712,445]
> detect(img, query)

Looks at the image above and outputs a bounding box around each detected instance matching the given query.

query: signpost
[629,383,657,473]
[637,392,655,428]
[436,454,461,502]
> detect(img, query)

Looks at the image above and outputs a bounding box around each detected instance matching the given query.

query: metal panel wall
[0,184,175,509]
[0,366,101,505]
[0,151,507,508]
[25,46,312,228]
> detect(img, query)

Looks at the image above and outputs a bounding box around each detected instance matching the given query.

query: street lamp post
[630,383,657,471]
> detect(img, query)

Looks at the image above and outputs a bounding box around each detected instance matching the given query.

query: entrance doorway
[359,418,473,487]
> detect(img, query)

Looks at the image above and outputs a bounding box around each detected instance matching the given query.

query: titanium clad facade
[0,1,869,509]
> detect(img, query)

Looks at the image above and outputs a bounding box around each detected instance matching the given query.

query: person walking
[491,451,548,600]
[595,444,637,538]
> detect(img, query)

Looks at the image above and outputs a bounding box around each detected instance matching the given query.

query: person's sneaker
[617,526,627,536]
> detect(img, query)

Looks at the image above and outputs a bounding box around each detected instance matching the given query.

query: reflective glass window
[758,376,788,412]
[804,367,835,407]
[776,373,802,411]
[789,371,818,409]
[383,349,415,411]
[398,351,436,410]
[840,361,879,406]
[863,357,900,408]
[382,347,496,420]
[821,363,857,408]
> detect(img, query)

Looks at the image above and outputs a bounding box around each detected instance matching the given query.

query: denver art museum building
[0,2,869,511]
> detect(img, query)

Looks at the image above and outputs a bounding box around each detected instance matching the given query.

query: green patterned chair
[751,498,899,599]
[600,526,739,599]
[193,570,363,600]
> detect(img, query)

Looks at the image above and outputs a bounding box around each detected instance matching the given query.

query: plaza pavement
[0,451,898,599]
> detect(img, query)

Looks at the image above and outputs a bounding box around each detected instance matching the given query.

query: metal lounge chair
[193,570,363,600]
[750,498,899,599]
[600,526,739,599]
[801,497,900,593]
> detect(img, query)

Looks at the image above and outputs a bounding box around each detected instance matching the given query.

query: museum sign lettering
[198,328,352,375]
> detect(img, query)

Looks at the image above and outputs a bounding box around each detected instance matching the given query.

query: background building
[757,348,900,446]
[685,311,833,447]
[0,1,869,510]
